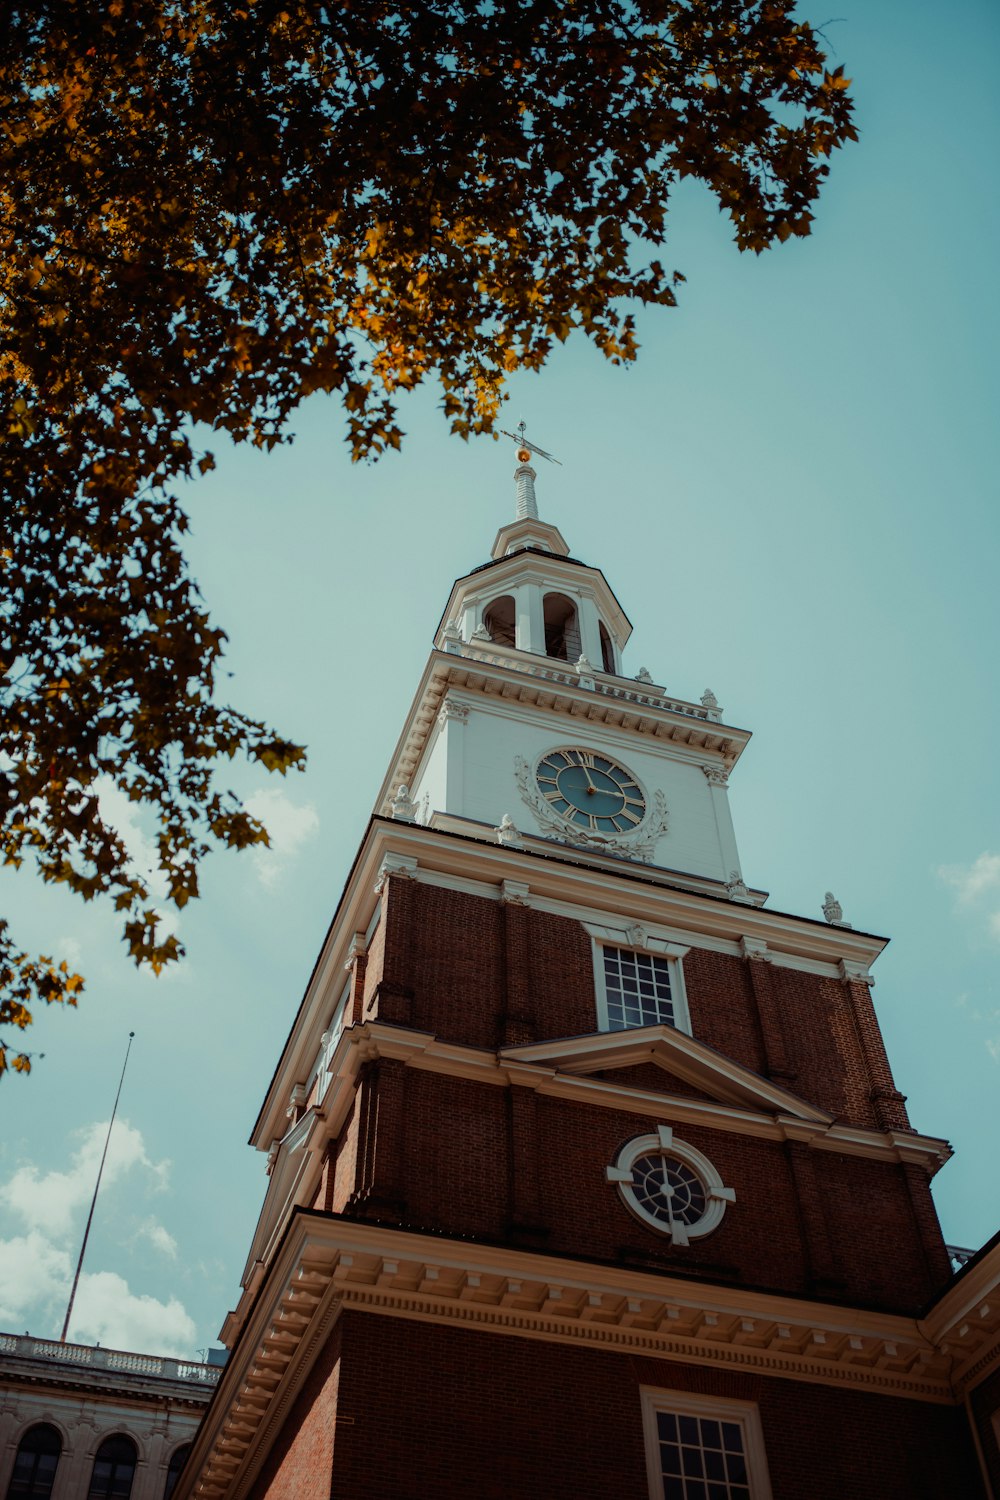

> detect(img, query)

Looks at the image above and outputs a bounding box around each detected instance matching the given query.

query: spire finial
[515,458,538,520]
[499,422,561,524]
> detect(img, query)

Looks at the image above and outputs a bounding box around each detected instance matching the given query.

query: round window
[606,1127,735,1245]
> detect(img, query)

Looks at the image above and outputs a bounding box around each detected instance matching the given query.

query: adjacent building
[0,1330,221,1498]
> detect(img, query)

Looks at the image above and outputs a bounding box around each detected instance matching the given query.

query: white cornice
[489,516,572,560]
[252,819,891,1153]
[374,649,748,819]
[421,813,769,907]
[918,1240,1000,1396]
[313,1022,949,1171]
[500,1028,833,1124]
[178,1216,972,1499]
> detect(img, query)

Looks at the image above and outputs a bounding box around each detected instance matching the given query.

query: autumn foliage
[0,0,854,1071]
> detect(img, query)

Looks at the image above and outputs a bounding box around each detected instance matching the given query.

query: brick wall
[287,1312,981,1500]
[247,1323,342,1500]
[355,1068,940,1310]
[371,879,911,1135]
[334,878,950,1310]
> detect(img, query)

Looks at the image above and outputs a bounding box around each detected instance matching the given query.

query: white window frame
[607,1125,736,1244]
[583,922,691,1036]
[640,1387,773,1500]
[314,976,353,1103]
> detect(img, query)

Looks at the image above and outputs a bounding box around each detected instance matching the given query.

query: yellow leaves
[7,395,35,438]
[546,315,574,343]
[823,65,852,92]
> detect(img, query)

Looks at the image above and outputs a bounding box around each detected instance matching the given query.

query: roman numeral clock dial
[534,748,647,835]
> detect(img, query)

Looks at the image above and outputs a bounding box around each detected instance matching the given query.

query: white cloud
[135,1218,178,1259]
[0,1231,72,1325]
[6,1119,169,1240]
[938,852,1000,943]
[95,779,170,902]
[244,786,319,888]
[939,851,1000,904]
[55,935,84,970]
[67,1270,196,1356]
[0,1123,194,1355]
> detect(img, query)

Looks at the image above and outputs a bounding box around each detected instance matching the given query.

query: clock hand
[661,1160,678,1238]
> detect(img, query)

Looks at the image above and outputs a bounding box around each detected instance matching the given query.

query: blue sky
[1,0,998,1356]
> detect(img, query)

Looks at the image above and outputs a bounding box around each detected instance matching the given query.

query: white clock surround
[515,750,670,863]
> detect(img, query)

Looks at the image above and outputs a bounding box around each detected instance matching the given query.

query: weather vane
[499,419,562,466]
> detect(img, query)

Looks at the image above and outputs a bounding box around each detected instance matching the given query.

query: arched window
[6,1424,61,1499]
[599,621,616,674]
[163,1445,191,1500]
[87,1435,137,1500]
[542,593,581,663]
[483,594,516,647]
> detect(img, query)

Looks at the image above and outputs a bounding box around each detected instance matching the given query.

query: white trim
[608,1130,735,1244]
[640,1386,773,1500]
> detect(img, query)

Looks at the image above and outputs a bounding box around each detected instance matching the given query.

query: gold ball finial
[517,447,531,463]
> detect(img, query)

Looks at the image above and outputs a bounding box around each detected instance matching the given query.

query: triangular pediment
[500,1026,832,1125]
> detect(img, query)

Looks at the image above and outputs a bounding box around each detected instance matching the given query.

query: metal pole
[60,1031,135,1344]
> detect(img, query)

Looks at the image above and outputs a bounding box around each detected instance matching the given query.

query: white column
[576,593,605,669]
[703,767,742,881]
[515,583,545,654]
[439,699,470,814]
[459,599,479,640]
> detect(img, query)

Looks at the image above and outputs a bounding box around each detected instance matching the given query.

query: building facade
[177,458,1000,1499]
[0,1331,220,1499]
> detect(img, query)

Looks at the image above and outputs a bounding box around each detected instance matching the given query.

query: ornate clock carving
[514,748,668,863]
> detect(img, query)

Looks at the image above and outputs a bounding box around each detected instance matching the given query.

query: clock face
[535,748,646,835]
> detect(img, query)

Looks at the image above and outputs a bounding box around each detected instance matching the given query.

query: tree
[0,0,854,1071]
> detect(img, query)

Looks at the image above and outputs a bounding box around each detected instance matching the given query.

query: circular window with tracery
[606,1126,735,1245]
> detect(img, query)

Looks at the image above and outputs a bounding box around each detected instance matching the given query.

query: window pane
[8,1424,62,1500]
[88,1437,137,1500]
[602,945,674,1030]
[657,1412,678,1442]
[652,1408,753,1500]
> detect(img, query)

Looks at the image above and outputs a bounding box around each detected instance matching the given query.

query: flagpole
[60,1031,135,1344]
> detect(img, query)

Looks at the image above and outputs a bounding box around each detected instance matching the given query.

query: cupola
[433,452,631,674]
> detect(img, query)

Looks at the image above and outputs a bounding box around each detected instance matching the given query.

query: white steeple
[376,449,750,895]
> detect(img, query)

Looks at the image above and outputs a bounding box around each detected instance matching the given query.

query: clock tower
[178,457,1000,1500]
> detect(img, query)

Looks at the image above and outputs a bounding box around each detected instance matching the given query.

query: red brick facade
[211,868,985,1500]
[248,1314,981,1500]
[324,878,952,1313]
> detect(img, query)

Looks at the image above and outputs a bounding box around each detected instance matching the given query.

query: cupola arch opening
[482,594,516,648]
[542,590,581,662]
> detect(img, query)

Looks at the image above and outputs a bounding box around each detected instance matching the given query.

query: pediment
[500,1026,833,1125]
